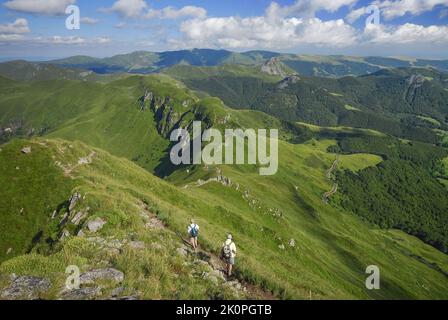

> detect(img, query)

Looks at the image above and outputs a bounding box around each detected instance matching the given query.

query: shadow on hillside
[153,142,187,178]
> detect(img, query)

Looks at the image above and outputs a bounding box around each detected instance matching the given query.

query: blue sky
[0,0,447,59]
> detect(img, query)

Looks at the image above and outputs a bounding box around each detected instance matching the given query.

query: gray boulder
[68,192,81,212]
[60,287,101,300]
[176,247,188,257]
[128,241,145,249]
[21,146,32,154]
[1,276,51,300]
[80,268,124,285]
[87,217,106,233]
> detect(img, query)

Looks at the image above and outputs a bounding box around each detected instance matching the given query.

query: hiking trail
[322,155,339,204]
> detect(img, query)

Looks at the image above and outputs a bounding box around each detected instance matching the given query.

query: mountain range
[0,49,447,300]
[2,48,448,79]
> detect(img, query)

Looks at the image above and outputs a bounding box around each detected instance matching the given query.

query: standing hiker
[221,234,237,277]
[187,219,199,251]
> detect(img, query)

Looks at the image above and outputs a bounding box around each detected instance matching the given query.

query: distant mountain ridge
[2,49,445,78]
[165,64,448,145]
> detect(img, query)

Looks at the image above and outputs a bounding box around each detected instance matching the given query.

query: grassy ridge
[1,73,448,299]
[1,138,447,299]
[0,140,74,262]
[165,65,448,144]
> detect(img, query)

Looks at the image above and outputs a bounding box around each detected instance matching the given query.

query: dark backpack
[190,224,199,237]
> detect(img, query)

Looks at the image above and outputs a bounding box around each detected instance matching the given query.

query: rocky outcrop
[289,239,296,247]
[261,57,287,77]
[139,90,183,137]
[68,192,81,212]
[60,287,102,300]
[404,74,426,103]
[1,276,51,300]
[79,268,124,285]
[277,75,301,89]
[186,173,232,189]
[128,241,145,249]
[47,192,92,242]
[87,217,107,233]
[21,146,32,154]
[176,246,189,257]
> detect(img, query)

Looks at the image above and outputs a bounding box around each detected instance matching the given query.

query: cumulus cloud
[173,0,363,49]
[44,36,86,45]
[347,0,448,22]
[80,17,100,25]
[103,0,207,20]
[0,35,112,46]
[102,0,148,18]
[346,6,369,23]
[266,0,357,19]
[145,6,207,19]
[0,18,30,34]
[3,0,76,15]
[173,0,448,51]
[378,0,448,20]
[36,36,112,45]
[95,37,111,44]
[364,22,448,43]
[179,16,357,49]
[0,34,25,42]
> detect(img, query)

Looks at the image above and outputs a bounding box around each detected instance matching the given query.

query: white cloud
[346,6,368,23]
[80,17,100,25]
[45,36,86,45]
[266,0,358,19]
[364,22,448,43]
[179,16,357,49]
[348,0,448,22]
[0,18,30,34]
[377,0,448,20]
[101,0,148,18]
[145,6,207,19]
[173,0,359,50]
[0,34,25,42]
[31,36,111,45]
[103,1,207,20]
[3,0,76,15]
[174,0,447,51]
[95,37,111,44]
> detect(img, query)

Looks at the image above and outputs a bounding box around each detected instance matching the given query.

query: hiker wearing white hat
[221,234,237,277]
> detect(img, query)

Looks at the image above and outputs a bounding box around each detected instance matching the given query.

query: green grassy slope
[0,75,186,171]
[0,74,309,172]
[1,73,448,300]
[1,138,447,299]
[167,65,448,144]
[166,139,448,299]
[0,139,74,262]
[0,139,259,299]
[0,60,123,82]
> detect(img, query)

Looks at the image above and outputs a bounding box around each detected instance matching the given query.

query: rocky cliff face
[139,89,224,139]
[139,91,184,137]
[261,57,288,77]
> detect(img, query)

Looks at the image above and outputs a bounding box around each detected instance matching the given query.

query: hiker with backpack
[187,219,199,251]
[221,234,237,277]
